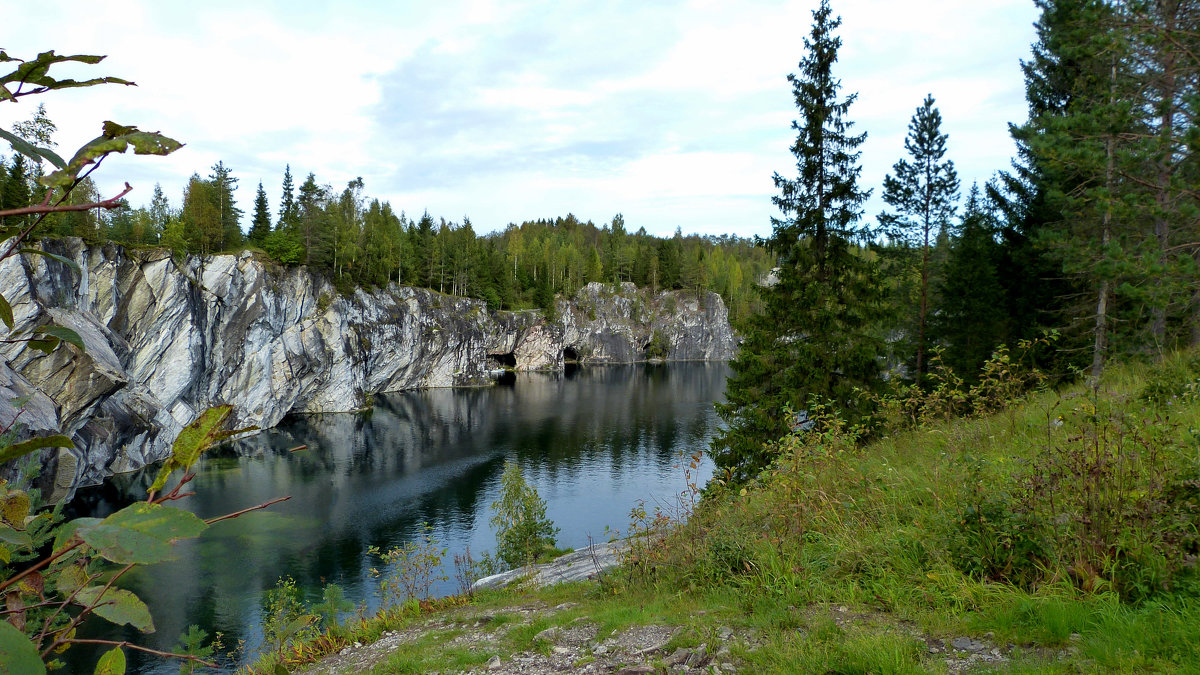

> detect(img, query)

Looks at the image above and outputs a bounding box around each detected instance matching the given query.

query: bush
[369,523,448,608]
[489,461,559,568]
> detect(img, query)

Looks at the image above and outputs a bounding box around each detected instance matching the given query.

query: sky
[2,0,1040,239]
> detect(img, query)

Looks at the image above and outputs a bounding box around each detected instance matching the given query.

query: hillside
[257,351,1200,674]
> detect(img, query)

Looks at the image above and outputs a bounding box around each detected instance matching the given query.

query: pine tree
[712,0,883,483]
[931,185,1009,378]
[988,0,1099,375]
[278,165,297,232]
[149,183,171,237]
[1,154,31,232]
[209,161,242,248]
[879,94,959,378]
[249,181,272,245]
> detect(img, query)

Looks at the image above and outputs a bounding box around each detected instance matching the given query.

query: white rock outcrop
[0,239,735,493]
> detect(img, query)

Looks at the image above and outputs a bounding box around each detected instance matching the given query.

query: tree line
[0,144,773,322]
[715,0,1200,481]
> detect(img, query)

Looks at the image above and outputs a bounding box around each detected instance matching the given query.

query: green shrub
[489,461,559,568]
[369,523,448,608]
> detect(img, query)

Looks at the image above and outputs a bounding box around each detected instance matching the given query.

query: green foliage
[713,0,885,484]
[489,461,559,568]
[1140,352,1200,405]
[93,647,125,675]
[172,625,215,675]
[879,94,959,377]
[369,524,449,609]
[310,584,354,633]
[644,330,670,360]
[262,576,317,657]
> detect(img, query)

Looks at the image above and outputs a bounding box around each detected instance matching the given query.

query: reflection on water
[68,363,726,674]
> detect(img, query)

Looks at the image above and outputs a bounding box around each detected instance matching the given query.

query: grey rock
[951,637,988,652]
[472,541,627,590]
[1,241,735,496]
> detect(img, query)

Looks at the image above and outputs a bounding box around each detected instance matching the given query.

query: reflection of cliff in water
[67,363,727,675]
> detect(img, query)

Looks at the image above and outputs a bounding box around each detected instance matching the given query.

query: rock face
[0,239,734,493]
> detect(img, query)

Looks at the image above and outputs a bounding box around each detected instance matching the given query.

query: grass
[245,351,1200,674]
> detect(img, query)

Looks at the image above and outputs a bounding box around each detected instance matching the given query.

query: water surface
[69,363,726,673]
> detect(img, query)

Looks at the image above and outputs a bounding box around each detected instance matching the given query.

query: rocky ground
[294,595,1036,675]
[290,544,1040,674]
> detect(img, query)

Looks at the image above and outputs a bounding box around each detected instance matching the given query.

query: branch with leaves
[0,49,268,675]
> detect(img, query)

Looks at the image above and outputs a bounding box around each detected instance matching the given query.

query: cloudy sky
[2,0,1039,239]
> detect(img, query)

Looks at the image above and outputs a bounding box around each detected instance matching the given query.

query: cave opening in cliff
[562,346,580,377]
[487,352,517,369]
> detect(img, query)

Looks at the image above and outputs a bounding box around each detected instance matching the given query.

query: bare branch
[0,182,132,219]
[61,639,219,668]
[204,496,292,525]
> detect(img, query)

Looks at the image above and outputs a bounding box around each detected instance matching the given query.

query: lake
[67,362,727,674]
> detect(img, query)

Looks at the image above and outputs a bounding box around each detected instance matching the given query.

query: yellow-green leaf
[74,586,154,633]
[78,502,206,564]
[149,405,233,493]
[0,492,29,530]
[41,123,181,191]
[55,563,90,597]
[0,434,74,464]
[17,248,80,272]
[93,646,125,675]
[0,294,12,331]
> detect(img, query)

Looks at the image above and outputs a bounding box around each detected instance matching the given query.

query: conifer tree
[712,0,883,483]
[879,94,959,378]
[278,164,297,231]
[0,154,30,231]
[209,161,242,247]
[249,180,272,245]
[931,185,1008,378]
[149,183,171,235]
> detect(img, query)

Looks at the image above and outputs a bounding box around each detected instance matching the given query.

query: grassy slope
[257,355,1200,674]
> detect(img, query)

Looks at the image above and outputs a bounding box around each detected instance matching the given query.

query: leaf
[79,502,206,564]
[33,325,84,351]
[0,620,45,675]
[17,248,80,272]
[41,122,181,191]
[55,563,90,597]
[0,129,65,169]
[149,405,234,493]
[93,647,125,675]
[0,294,11,330]
[273,664,289,675]
[74,586,154,632]
[0,492,29,530]
[26,337,59,354]
[52,517,99,554]
[0,51,130,105]
[0,435,74,464]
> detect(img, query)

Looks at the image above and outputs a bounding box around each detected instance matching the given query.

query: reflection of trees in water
[67,363,727,675]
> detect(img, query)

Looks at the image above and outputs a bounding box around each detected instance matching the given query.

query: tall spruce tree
[931,184,1009,378]
[988,0,1099,376]
[209,161,242,247]
[712,0,883,484]
[879,94,959,378]
[249,181,272,245]
[278,164,298,232]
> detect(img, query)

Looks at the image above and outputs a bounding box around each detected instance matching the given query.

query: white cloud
[2,0,1039,239]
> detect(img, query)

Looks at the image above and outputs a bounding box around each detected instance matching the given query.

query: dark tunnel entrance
[487,352,517,368]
